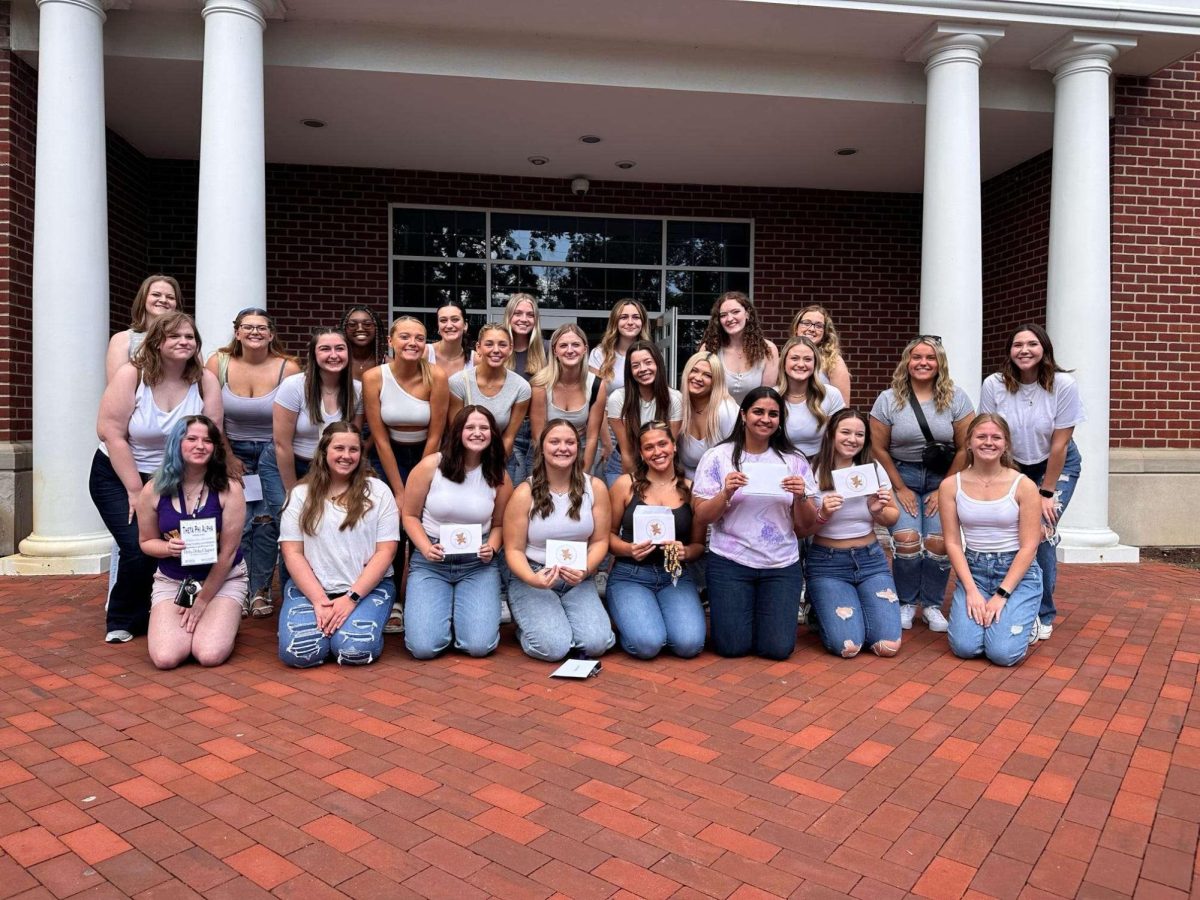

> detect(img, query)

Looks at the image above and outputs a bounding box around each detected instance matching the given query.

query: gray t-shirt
[448,369,532,432]
[870,386,974,463]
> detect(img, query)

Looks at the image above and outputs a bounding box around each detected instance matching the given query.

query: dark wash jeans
[88,450,153,634]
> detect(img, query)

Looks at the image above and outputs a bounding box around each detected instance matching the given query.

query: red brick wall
[1112,53,1200,449]
[107,130,150,334]
[144,162,923,404]
[0,6,36,444]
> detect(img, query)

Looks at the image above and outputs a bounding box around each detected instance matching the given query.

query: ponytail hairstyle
[812,407,873,492]
[434,299,471,349]
[619,341,672,455]
[474,322,514,371]
[528,419,587,521]
[502,293,547,375]
[999,323,1072,394]
[725,386,797,471]
[153,415,229,495]
[632,421,690,503]
[292,422,374,536]
[389,315,434,391]
[303,328,356,426]
[963,413,1019,471]
[777,336,831,430]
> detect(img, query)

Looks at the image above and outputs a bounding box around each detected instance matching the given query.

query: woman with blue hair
[137,415,247,669]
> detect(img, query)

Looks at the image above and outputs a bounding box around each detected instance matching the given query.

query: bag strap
[588,372,600,408]
[909,397,937,444]
[216,351,230,388]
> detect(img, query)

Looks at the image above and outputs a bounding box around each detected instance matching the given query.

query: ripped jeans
[891,460,951,609]
[806,542,901,658]
[277,578,393,667]
[948,550,1041,667]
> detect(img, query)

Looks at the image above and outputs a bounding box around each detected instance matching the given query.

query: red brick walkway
[0,563,1197,899]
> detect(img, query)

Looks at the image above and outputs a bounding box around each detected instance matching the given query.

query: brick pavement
[0,562,1197,899]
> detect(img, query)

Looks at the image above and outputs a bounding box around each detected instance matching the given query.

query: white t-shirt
[588,346,626,392]
[784,387,846,458]
[978,372,1086,466]
[692,443,817,569]
[274,374,364,460]
[279,477,399,593]
[812,463,891,541]
[605,387,683,426]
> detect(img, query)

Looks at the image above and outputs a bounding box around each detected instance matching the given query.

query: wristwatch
[994,586,1011,599]
[347,590,361,603]
[1038,488,1054,498]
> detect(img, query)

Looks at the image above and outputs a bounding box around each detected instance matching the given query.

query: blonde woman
[530,324,607,472]
[791,305,851,404]
[501,293,549,483]
[776,336,844,459]
[869,337,974,633]
[700,291,779,404]
[678,351,739,480]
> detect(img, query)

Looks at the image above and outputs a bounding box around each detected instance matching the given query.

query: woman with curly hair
[700,291,779,405]
[869,337,974,633]
[277,422,399,667]
[91,312,222,643]
[791,305,852,404]
[138,416,247,669]
[777,336,845,459]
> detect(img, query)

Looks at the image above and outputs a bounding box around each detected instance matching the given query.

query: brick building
[1,0,1198,571]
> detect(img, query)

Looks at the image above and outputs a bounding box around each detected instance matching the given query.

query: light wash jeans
[806,542,901,657]
[948,550,1042,667]
[259,445,309,589]
[507,420,532,486]
[229,438,285,596]
[891,459,951,609]
[705,551,803,660]
[277,577,393,667]
[1019,440,1082,625]
[607,558,706,659]
[404,549,501,659]
[507,561,615,661]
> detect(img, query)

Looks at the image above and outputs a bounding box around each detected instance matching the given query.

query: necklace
[971,467,1002,488]
[181,481,206,517]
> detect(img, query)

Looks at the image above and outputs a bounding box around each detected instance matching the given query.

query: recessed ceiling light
[835,147,858,156]
[301,118,326,128]
[528,156,550,166]
[615,160,636,170]
[579,135,603,144]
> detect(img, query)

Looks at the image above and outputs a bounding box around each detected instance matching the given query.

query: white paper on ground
[179,518,219,566]
[439,523,482,554]
[241,474,263,503]
[832,463,880,497]
[632,505,674,544]
[549,659,602,679]
[545,539,588,570]
[741,462,790,497]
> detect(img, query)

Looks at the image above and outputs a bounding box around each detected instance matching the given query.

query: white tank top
[955,472,1023,553]
[525,479,594,565]
[421,458,497,542]
[125,379,204,473]
[380,364,430,442]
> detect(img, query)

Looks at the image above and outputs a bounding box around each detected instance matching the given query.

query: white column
[1033,32,1139,563]
[194,0,281,349]
[2,0,122,574]
[906,23,1004,404]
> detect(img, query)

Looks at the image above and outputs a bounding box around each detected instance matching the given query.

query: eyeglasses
[239,324,271,334]
[796,319,825,331]
[345,320,376,331]
[915,334,943,345]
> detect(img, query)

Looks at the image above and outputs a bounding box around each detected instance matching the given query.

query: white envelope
[179,517,218,567]
[439,523,482,555]
[633,506,675,544]
[241,474,263,503]
[741,462,790,497]
[549,659,601,679]
[832,464,880,497]
[545,539,588,570]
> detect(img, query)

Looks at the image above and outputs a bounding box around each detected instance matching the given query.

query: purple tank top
[157,484,243,581]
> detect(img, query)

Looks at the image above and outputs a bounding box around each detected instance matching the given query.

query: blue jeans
[603,444,624,489]
[807,542,902,657]
[607,559,706,659]
[1019,440,1082,625]
[404,549,501,659]
[705,551,803,660]
[89,451,154,634]
[891,460,951,609]
[229,439,285,595]
[277,577,393,667]
[948,550,1042,667]
[259,446,310,588]
[507,562,615,661]
[507,419,532,485]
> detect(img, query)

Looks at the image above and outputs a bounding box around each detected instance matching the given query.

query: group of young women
[91,278,1084,672]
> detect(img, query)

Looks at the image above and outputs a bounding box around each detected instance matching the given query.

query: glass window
[667,220,751,269]
[666,270,751,317]
[491,214,662,265]
[393,208,487,259]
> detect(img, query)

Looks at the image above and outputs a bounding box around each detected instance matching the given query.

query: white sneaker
[797,603,809,626]
[899,604,917,630]
[595,570,608,599]
[923,606,949,633]
[499,598,513,625]
[105,629,133,644]
[1036,620,1053,641]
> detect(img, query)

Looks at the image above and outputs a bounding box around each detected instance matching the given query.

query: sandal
[384,602,405,634]
[249,590,274,618]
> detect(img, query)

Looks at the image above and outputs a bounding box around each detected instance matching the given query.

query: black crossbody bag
[911,399,957,474]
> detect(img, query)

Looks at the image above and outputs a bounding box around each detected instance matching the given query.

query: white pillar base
[1,531,113,574]
[1055,527,1140,564]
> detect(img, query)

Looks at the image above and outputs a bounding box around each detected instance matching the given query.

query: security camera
[571,177,590,198]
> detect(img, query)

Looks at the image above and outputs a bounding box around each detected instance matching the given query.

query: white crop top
[525,479,595,565]
[955,472,1024,553]
[421,458,497,543]
[379,364,430,442]
[812,463,890,541]
[121,379,204,474]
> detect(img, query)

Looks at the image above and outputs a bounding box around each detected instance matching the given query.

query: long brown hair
[528,419,587,521]
[439,405,506,487]
[700,291,770,366]
[596,299,650,381]
[136,312,205,388]
[303,328,356,426]
[812,408,874,493]
[963,413,1019,471]
[777,336,831,430]
[128,274,182,331]
[292,422,375,535]
[216,307,294,360]
[631,422,690,503]
[999,323,1072,393]
[619,341,672,455]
